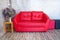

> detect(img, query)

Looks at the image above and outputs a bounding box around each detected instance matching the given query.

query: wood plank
[0,30,60,40]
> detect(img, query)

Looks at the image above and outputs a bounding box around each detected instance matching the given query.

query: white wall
[12,0,60,19]
[0,0,9,36]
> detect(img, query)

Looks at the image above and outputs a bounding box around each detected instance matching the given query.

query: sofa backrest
[20,12,31,21]
[32,11,43,21]
[15,11,49,22]
[43,13,49,22]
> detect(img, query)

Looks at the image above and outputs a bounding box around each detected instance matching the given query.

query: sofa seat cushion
[20,12,31,21]
[17,22,45,28]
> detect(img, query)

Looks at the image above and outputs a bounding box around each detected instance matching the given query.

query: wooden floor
[0,30,60,40]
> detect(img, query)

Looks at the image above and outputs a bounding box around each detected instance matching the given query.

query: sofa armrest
[48,20,55,29]
[13,14,21,24]
[46,19,50,27]
[13,18,18,24]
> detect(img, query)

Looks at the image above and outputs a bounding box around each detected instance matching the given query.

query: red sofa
[13,11,51,32]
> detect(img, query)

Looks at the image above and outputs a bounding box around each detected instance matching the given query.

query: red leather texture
[32,11,43,21]
[13,11,51,32]
[20,12,31,21]
[48,20,55,30]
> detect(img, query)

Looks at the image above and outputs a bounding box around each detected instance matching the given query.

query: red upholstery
[32,11,43,21]
[48,20,55,29]
[20,12,31,21]
[13,11,51,32]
